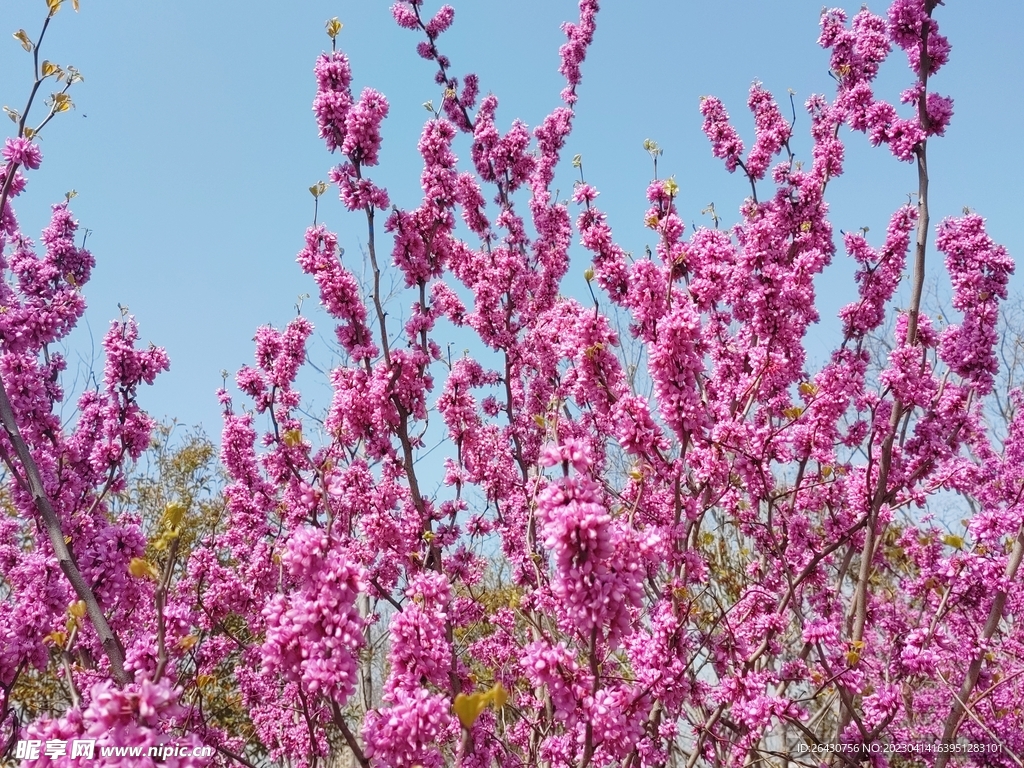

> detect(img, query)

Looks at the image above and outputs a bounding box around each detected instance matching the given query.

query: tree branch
[0,377,130,685]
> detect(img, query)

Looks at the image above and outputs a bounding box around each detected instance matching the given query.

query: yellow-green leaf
[41,60,58,77]
[68,600,87,618]
[129,557,160,580]
[943,534,964,550]
[798,381,818,398]
[72,0,79,10]
[662,176,679,198]
[453,692,488,729]
[487,682,508,710]
[163,501,187,530]
[52,92,72,112]
[309,180,328,198]
[45,630,67,646]
[326,17,342,39]
[14,29,33,52]
[453,683,508,729]
[47,0,62,17]
[282,429,303,447]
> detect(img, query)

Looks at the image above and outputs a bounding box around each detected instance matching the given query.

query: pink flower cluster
[363,687,452,768]
[261,527,366,703]
[2,136,42,170]
[538,441,643,648]
[936,213,1014,393]
[295,225,377,360]
[383,572,452,694]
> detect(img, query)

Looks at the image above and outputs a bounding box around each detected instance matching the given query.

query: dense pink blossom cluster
[363,687,452,768]
[699,96,744,173]
[2,137,42,170]
[261,527,365,702]
[936,213,1014,393]
[537,441,644,647]
[5,1,1023,767]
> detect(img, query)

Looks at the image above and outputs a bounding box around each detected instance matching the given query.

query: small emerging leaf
[129,557,160,580]
[488,682,508,710]
[942,534,964,550]
[68,600,87,618]
[52,92,73,112]
[163,501,187,529]
[41,60,58,77]
[453,692,488,729]
[14,29,33,52]
[3,106,20,123]
[282,429,303,447]
[453,683,508,730]
[798,381,818,398]
[309,180,328,198]
[326,17,342,39]
[45,631,68,646]
[47,0,62,17]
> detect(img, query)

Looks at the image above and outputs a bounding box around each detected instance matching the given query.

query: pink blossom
[2,136,42,169]
[699,95,744,173]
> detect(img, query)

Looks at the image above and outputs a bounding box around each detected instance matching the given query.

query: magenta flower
[2,136,42,169]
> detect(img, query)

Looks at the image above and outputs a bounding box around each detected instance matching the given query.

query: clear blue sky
[2,1,1021,439]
